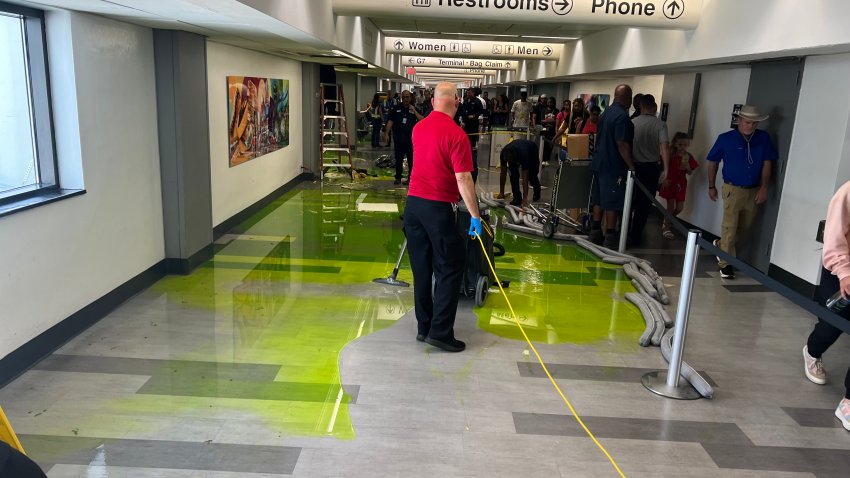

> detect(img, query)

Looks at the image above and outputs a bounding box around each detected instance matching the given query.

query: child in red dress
[659,132,698,239]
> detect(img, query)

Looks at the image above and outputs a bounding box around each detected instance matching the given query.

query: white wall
[658,73,698,138]
[568,76,664,113]
[555,0,850,79]
[207,41,303,226]
[0,11,164,359]
[771,54,850,284]
[677,68,751,232]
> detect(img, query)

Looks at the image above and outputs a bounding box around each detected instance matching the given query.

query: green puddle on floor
[113,185,642,441]
[481,219,644,344]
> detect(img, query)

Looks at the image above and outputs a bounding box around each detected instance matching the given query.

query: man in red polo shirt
[404,82,482,353]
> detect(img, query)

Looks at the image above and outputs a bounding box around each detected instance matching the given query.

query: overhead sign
[387,37,561,60]
[401,56,518,70]
[415,72,488,79]
[413,67,498,75]
[337,0,702,29]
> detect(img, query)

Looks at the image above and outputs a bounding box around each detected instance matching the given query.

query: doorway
[738,58,803,273]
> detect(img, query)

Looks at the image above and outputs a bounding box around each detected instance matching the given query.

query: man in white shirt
[511,91,532,128]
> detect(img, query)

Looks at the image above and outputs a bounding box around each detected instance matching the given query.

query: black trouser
[807,266,850,398]
[506,159,522,200]
[0,442,47,478]
[501,152,540,202]
[403,196,465,342]
[629,162,661,244]
[527,162,542,201]
[370,119,382,146]
[467,134,479,183]
[394,139,413,180]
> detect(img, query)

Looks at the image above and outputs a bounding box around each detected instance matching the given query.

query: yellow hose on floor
[474,224,626,478]
[0,404,25,454]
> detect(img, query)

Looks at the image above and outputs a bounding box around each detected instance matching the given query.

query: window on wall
[0,1,64,214]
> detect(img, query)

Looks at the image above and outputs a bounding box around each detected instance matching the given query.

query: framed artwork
[730,103,743,129]
[227,76,289,167]
[579,93,610,112]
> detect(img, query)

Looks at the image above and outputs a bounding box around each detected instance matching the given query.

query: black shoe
[424,337,466,352]
[589,229,603,245]
[719,265,735,279]
[602,233,619,250]
[416,334,426,342]
[509,198,522,207]
[532,193,541,202]
[393,178,401,185]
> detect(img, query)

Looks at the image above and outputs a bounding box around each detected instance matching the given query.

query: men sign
[387,37,561,60]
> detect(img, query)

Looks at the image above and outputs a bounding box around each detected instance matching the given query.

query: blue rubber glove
[468,216,483,238]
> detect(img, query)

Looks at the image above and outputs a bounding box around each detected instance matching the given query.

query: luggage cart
[527,146,594,238]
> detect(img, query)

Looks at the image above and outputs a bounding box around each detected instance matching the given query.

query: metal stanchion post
[641,230,702,400]
[618,170,635,253]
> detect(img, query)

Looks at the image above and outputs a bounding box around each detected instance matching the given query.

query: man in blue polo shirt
[590,84,636,249]
[707,105,778,279]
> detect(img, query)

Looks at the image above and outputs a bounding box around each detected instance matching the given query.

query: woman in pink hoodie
[802,181,850,431]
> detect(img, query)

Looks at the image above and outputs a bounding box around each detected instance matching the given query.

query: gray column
[153,30,213,274]
[302,63,321,175]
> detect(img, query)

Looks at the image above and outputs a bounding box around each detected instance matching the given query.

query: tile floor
[1,141,849,477]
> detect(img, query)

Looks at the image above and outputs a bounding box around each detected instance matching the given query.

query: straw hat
[736,105,769,122]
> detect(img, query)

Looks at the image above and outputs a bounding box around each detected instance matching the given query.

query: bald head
[433,82,460,116]
[614,84,633,109]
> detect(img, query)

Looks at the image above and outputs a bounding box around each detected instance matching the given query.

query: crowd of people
[385,81,849,431]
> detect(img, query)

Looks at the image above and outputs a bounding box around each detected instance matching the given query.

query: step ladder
[320,182,353,257]
[319,83,354,180]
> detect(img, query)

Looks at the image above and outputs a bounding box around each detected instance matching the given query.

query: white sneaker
[835,398,850,431]
[803,345,827,385]
[713,239,721,263]
[541,161,549,167]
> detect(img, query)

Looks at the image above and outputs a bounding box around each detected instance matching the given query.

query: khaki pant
[718,183,759,268]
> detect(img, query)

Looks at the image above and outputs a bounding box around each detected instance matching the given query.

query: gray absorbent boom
[626,292,657,347]
[660,327,715,399]
[482,190,710,394]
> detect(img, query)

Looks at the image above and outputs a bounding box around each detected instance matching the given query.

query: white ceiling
[370,17,602,41]
[5,0,615,84]
[6,0,403,74]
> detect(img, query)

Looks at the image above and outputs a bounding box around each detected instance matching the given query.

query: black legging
[370,119,382,146]
[541,130,555,164]
[807,266,850,399]
[468,135,479,183]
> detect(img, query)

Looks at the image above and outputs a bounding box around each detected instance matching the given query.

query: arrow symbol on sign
[666,0,681,17]
[543,46,553,56]
[394,40,404,50]
[555,0,570,11]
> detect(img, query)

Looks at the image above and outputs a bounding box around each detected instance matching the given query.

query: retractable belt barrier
[629,176,850,335]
